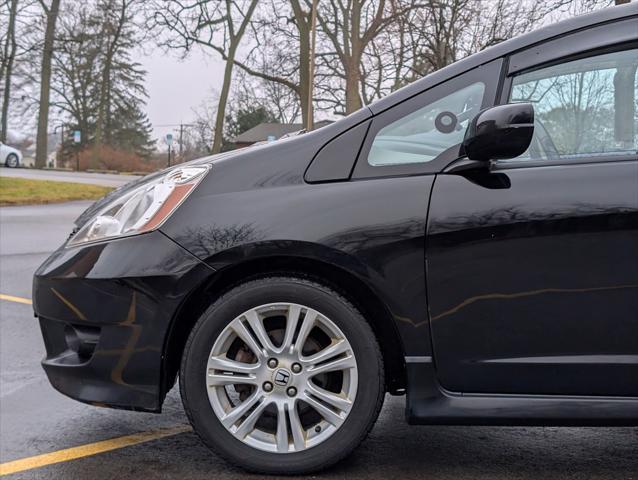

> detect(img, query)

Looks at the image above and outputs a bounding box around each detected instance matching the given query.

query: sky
[140,47,225,146]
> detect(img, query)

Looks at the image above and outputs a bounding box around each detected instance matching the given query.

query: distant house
[231,121,333,149]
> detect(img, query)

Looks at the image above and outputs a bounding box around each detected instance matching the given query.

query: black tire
[180,276,384,474]
[5,153,18,168]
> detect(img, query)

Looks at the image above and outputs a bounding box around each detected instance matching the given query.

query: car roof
[369,2,638,114]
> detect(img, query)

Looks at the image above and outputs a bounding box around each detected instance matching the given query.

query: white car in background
[0,142,23,167]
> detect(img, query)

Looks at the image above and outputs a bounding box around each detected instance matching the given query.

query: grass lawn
[0,177,113,206]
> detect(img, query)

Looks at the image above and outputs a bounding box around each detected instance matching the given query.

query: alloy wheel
[205,302,358,453]
[5,154,18,168]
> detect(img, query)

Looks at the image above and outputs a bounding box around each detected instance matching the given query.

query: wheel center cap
[273,368,292,387]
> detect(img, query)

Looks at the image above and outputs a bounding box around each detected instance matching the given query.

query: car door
[426,42,638,396]
[349,60,502,359]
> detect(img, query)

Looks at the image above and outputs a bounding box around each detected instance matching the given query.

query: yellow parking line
[0,293,32,305]
[0,425,191,476]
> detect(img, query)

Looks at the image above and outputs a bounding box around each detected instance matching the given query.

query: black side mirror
[462,103,534,161]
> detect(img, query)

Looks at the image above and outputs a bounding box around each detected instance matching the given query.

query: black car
[33,4,637,475]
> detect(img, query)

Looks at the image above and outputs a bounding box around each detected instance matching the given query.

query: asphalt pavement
[0,167,140,187]
[0,201,636,479]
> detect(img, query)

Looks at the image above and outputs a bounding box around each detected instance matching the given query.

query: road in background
[0,201,636,479]
[0,168,141,188]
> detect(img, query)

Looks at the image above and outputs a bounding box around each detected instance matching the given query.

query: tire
[5,153,18,168]
[180,276,384,474]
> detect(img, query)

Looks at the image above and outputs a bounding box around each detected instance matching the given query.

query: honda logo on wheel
[274,368,291,386]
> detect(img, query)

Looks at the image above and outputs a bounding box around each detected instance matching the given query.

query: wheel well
[160,256,407,403]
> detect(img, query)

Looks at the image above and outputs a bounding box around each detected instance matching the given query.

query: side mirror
[462,103,534,161]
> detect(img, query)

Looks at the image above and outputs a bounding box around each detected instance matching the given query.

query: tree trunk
[344,1,363,114]
[94,52,112,167]
[345,56,363,114]
[298,47,310,129]
[35,0,61,169]
[210,0,258,153]
[94,1,126,167]
[1,0,19,143]
[212,44,236,154]
[291,1,310,129]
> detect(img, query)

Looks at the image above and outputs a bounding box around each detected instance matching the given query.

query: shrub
[61,146,161,173]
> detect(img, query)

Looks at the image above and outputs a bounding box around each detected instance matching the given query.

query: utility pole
[179,123,184,161]
[165,133,174,167]
[53,123,64,168]
[306,0,319,132]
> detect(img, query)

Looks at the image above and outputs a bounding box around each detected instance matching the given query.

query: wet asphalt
[0,201,636,479]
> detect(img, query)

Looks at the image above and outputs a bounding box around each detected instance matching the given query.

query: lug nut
[263,382,274,392]
[291,363,302,373]
[286,387,297,397]
[267,358,278,368]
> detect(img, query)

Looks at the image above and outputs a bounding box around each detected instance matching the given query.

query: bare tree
[50,6,97,145]
[218,0,414,121]
[0,1,50,140]
[34,0,60,168]
[145,0,614,132]
[189,90,217,156]
[89,0,153,159]
[400,0,572,82]
[314,0,414,114]
[49,0,155,165]
[151,0,259,153]
[0,0,19,142]
[232,0,316,128]
[94,0,130,151]
[233,69,301,123]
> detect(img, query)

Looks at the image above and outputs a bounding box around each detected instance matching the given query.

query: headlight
[68,165,209,246]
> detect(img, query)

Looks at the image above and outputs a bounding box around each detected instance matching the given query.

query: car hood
[2,145,21,155]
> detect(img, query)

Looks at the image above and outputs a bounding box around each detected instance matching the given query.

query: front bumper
[33,231,213,412]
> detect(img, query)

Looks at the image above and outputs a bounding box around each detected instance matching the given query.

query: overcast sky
[140,47,225,145]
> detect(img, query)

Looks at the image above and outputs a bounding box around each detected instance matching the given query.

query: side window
[367,82,485,166]
[509,49,638,162]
